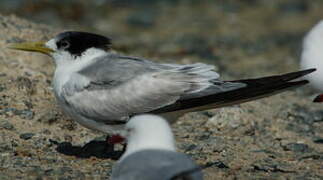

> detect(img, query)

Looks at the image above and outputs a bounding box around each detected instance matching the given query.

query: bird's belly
[55,95,125,134]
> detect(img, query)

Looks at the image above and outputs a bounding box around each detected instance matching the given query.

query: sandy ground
[1,1,323,179]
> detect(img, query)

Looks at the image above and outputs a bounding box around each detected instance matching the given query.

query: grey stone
[283,143,310,153]
[19,133,35,140]
[18,110,34,120]
[0,120,14,130]
[0,84,5,92]
[37,111,58,124]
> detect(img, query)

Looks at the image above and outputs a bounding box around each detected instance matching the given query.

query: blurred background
[1,0,323,76]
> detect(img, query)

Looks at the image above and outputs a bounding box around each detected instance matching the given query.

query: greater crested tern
[9,31,315,135]
[111,114,203,180]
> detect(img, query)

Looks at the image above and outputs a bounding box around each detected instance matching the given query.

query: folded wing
[61,54,244,123]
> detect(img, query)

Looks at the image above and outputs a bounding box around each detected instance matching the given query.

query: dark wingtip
[301,68,316,75]
[313,94,323,103]
[293,80,309,86]
[283,68,316,81]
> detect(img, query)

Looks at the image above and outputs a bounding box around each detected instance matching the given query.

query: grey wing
[111,150,203,180]
[62,54,245,123]
[78,54,161,89]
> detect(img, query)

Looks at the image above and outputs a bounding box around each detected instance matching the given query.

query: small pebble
[0,120,14,130]
[18,110,34,120]
[0,85,5,92]
[283,143,310,153]
[184,144,197,152]
[37,111,58,124]
[19,133,35,140]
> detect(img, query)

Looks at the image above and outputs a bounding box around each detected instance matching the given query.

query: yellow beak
[8,41,54,55]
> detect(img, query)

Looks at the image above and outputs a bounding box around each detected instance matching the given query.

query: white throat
[52,48,107,95]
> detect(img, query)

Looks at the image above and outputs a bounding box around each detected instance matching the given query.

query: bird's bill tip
[313,94,323,103]
[7,41,54,55]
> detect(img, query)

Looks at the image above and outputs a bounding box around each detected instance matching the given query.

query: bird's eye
[126,127,134,135]
[58,40,70,49]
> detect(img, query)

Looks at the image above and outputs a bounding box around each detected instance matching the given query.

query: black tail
[152,68,315,114]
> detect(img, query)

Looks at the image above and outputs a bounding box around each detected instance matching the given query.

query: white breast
[52,48,108,95]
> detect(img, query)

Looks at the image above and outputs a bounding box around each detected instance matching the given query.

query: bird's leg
[121,143,127,153]
[105,135,115,151]
[313,94,323,102]
[106,135,126,151]
[107,135,125,144]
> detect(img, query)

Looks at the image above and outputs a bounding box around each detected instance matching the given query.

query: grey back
[111,149,203,180]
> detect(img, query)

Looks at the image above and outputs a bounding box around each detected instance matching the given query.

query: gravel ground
[1,1,323,179]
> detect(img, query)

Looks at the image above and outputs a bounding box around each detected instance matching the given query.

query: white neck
[120,117,177,160]
[52,48,107,95]
[121,134,176,161]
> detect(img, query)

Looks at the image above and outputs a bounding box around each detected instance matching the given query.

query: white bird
[8,31,314,137]
[111,114,203,180]
[301,20,323,91]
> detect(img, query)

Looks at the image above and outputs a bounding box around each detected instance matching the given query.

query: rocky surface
[1,1,323,179]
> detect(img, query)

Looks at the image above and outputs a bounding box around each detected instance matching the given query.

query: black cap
[55,31,112,56]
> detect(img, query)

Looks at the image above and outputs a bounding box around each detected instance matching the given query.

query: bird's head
[119,114,177,160]
[8,31,111,64]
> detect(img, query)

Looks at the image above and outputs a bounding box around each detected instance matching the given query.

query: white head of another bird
[301,20,323,91]
[120,114,177,161]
